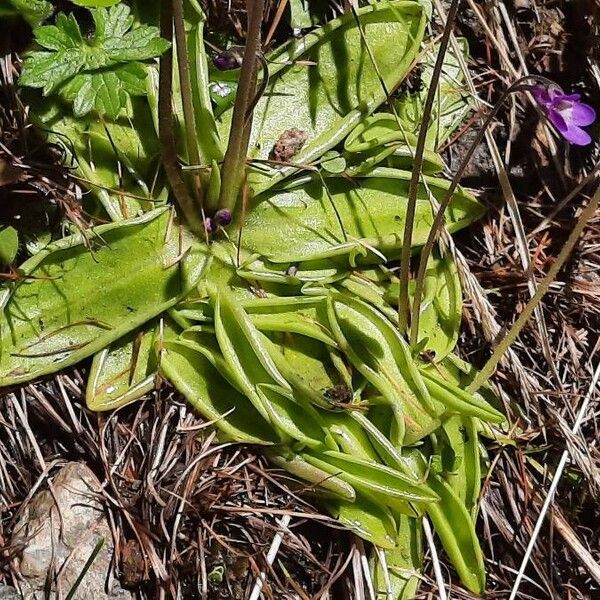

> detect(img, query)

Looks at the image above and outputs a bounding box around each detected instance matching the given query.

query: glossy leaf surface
[240,170,483,264]
[219,1,427,194]
[0,208,207,385]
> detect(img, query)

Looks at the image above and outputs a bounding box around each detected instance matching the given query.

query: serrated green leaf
[104,26,170,62]
[19,3,170,118]
[19,50,85,94]
[3,0,53,27]
[34,13,83,51]
[62,63,148,119]
[92,3,132,42]
[72,0,121,7]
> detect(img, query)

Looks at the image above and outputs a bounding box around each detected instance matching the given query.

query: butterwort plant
[8,2,597,598]
[533,84,596,146]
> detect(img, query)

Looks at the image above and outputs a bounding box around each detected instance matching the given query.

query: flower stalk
[409,75,596,347]
[158,0,205,235]
[218,0,266,215]
[398,0,462,334]
[172,0,204,204]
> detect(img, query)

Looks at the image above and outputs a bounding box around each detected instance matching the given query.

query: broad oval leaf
[239,170,483,264]
[0,208,208,386]
[29,95,166,221]
[218,1,427,194]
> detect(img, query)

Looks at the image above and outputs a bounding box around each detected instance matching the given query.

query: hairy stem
[409,75,557,346]
[398,0,461,334]
[467,181,600,393]
[172,0,203,203]
[158,1,204,234]
[218,0,265,214]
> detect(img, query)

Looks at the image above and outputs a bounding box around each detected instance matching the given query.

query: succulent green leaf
[0,209,208,386]
[328,493,398,550]
[262,331,350,409]
[218,1,427,194]
[265,450,356,501]
[86,319,170,411]
[427,474,486,594]
[213,289,295,427]
[396,38,472,149]
[439,415,481,519]
[404,449,486,594]
[327,292,440,445]
[385,253,462,360]
[256,383,333,451]
[304,450,438,504]
[420,369,504,423]
[239,170,483,264]
[344,114,445,174]
[29,95,166,221]
[320,411,380,461]
[0,226,19,266]
[245,296,336,346]
[370,515,423,600]
[160,338,278,445]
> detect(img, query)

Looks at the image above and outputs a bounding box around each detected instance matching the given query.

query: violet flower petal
[568,102,596,127]
[561,125,592,146]
[559,93,581,102]
[532,85,551,106]
[547,108,568,133]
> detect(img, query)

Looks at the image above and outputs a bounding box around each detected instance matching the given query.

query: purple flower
[532,85,596,146]
[214,209,232,227]
[213,48,243,71]
[203,217,214,234]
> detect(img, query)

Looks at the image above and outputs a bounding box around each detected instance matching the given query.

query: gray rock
[11,462,131,599]
[0,585,22,600]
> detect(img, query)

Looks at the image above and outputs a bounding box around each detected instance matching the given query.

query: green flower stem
[409,75,558,347]
[398,0,462,334]
[218,0,265,214]
[158,0,205,235]
[172,0,204,205]
[467,180,600,393]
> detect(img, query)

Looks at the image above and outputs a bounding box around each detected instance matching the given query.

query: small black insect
[323,384,353,407]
